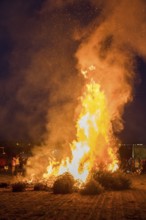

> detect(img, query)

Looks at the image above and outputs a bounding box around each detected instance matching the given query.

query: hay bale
[53,172,74,194]
[94,170,131,190]
[80,179,104,195]
[94,170,114,189]
[12,182,26,192]
[0,182,9,188]
[111,172,131,190]
[34,183,48,191]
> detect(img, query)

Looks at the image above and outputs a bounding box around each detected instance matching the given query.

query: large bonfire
[26,2,135,186]
[43,66,119,184]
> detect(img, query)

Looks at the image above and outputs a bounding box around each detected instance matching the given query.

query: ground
[0,174,146,220]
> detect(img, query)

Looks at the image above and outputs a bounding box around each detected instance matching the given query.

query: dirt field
[0,174,146,220]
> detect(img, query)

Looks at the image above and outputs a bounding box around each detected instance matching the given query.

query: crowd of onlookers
[121,157,146,174]
[1,153,146,176]
[0,153,27,176]
[11,155,27,176]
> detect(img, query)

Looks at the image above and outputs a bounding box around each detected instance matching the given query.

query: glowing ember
[43,69,119,183]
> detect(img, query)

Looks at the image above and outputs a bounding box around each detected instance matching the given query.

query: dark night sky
[120,57,146,144]
[0,0,146,146]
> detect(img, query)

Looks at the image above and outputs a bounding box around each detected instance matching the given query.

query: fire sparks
[43,69,119,183]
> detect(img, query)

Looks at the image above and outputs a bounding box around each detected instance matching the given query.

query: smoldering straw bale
[53,172,75,194]
[12,182,26,192]
[34,182,49,191]
[93,170,131,190]
[80,178,104,195]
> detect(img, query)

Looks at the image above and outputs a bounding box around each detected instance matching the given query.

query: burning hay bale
[12,182,26,192]
[53,172,74,194]
[94,170,131,190]
[80,179,104,195]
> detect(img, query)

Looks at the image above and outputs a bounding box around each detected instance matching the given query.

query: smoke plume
[0,0,146,176]
[27,0,146,177]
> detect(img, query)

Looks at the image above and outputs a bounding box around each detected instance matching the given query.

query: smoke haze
[0,0,146,175]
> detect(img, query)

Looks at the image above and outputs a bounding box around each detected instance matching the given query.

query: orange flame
[44,68,119,182]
